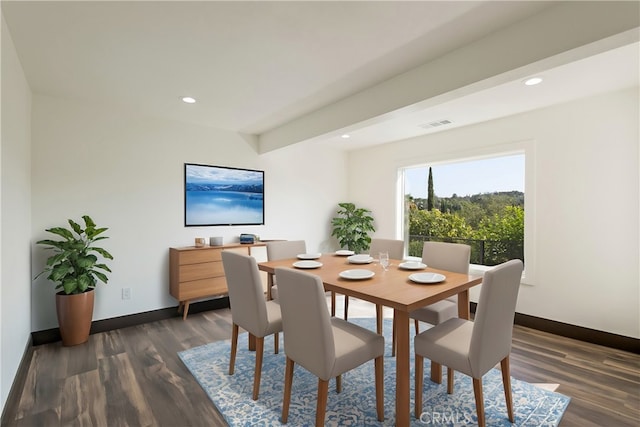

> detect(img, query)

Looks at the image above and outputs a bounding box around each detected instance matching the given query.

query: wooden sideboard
[169,243,265,319]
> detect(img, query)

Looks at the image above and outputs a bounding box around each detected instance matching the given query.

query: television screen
[184,163,265,226]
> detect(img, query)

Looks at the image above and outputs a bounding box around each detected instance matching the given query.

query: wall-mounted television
[184,163,265,227]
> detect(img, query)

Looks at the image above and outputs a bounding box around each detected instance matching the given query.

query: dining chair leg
[375,356,384,421]
[336,374,342,393]
[330,291,336,317]
[447,367,454,394]
[414,354,424,419]
[500,357,515,423]
[375,304,383,335]
[414,319,420,335]
[316,379,329,427]
[274,332,279,354]
[252,337,265,400]
[282,357,294,423]
[229,323,239,375]
[472,377,485,427]
[392,316,397,357]
[431,362,443,384]
[344,296,349,320]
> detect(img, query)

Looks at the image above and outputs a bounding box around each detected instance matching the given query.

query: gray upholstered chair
[267,240,339,317]
[414,259,523,427]
[410,241,471,333]
[265,240,307,301]
[221,251,283,400]
[275,267,385,426]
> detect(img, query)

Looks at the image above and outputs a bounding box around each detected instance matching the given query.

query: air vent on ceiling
[420,119,453,129]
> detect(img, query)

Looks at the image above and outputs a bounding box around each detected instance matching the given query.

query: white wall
[30,94,347,332]
[258,140,348,253]
[0,14,32,411]
[347,88,639,339]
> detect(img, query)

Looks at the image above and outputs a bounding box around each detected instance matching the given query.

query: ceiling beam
[257,1,640,154]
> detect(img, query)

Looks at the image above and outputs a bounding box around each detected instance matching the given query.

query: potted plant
[331,202,375,254]
[35,215,113,346]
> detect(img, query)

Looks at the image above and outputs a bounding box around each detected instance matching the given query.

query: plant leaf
[45,227,74,240]
[93,271,109,284]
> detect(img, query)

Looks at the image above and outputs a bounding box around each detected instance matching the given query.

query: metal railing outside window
[408,235,524,267]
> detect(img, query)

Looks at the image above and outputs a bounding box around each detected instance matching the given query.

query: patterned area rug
[179,318,570,426]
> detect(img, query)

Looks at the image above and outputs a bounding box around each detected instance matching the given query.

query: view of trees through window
[403,154,525,266]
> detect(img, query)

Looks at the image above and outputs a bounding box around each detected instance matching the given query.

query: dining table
[258,253,482,427]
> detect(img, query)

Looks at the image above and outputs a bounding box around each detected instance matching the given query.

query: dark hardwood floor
[2,298,639,426]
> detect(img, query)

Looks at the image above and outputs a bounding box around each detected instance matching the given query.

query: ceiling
[2,1,638,151]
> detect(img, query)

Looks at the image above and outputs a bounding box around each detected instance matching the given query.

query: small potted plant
[35,215,113,346]
[331,202,375,254]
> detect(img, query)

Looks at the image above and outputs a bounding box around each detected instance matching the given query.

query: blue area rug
[178,318,570,426]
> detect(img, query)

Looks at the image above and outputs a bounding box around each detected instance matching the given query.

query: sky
[404,154,525,198]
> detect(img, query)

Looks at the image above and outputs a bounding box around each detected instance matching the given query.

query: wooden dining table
[258,253,482,427]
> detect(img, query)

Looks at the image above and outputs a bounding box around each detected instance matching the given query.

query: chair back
[275,267,335,379]
[469,259,523,376]
[421,241,470,274]
[266,240,307,261]
[221,251,269,336]
[369,238,404,259]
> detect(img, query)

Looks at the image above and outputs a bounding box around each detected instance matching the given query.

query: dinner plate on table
[398,261,427,270]
[335,250,355,256]
[347,254,374,264]
[297,253,322,260]
[293,260,323,269]
[409,272,446,284]
[339,269,375,280]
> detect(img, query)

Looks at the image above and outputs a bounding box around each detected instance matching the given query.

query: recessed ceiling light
[341,134,350,139]
[181,96,197,104]
[523,77,543,86]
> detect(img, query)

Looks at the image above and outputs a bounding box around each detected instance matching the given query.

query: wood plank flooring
[2,297,639,426]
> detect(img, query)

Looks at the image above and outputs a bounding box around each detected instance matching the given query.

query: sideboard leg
[182,301,190,320]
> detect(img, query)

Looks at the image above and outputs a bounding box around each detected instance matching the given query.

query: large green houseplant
[36,215,113,346]
[331,202,375,254]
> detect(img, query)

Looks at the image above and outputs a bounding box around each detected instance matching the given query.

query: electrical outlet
[122,287,131,300]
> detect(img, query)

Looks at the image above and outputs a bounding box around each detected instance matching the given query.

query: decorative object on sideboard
[194,237,206,247]
[209,236,223,246]
[35,215,113,346]
[240,233,258,244]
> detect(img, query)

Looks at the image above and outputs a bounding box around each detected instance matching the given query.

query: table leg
[394,309,410,427]
[266,273,274,301]
[458,289,470,319]
[331,291,336,317]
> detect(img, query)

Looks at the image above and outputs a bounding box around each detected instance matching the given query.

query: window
[401,153,526,270]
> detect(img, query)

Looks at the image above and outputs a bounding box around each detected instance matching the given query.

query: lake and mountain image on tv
[185,164,264,226]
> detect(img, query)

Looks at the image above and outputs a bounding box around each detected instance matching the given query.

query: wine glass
[379,251,390,271]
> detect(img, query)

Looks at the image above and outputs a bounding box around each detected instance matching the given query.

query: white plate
[339,269,375,280]
[293,260,323,269]
[297,253,322,260]
[409,272,446,284]
[335,250,355,256]
[398,261,427,270]
[347,254,374,264]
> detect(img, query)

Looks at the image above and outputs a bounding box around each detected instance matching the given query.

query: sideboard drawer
[177,276,228,301]
[179,261,224,282]
[178,248,223,265]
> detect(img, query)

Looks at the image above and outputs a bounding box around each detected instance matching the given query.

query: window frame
[396,140,536,285]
